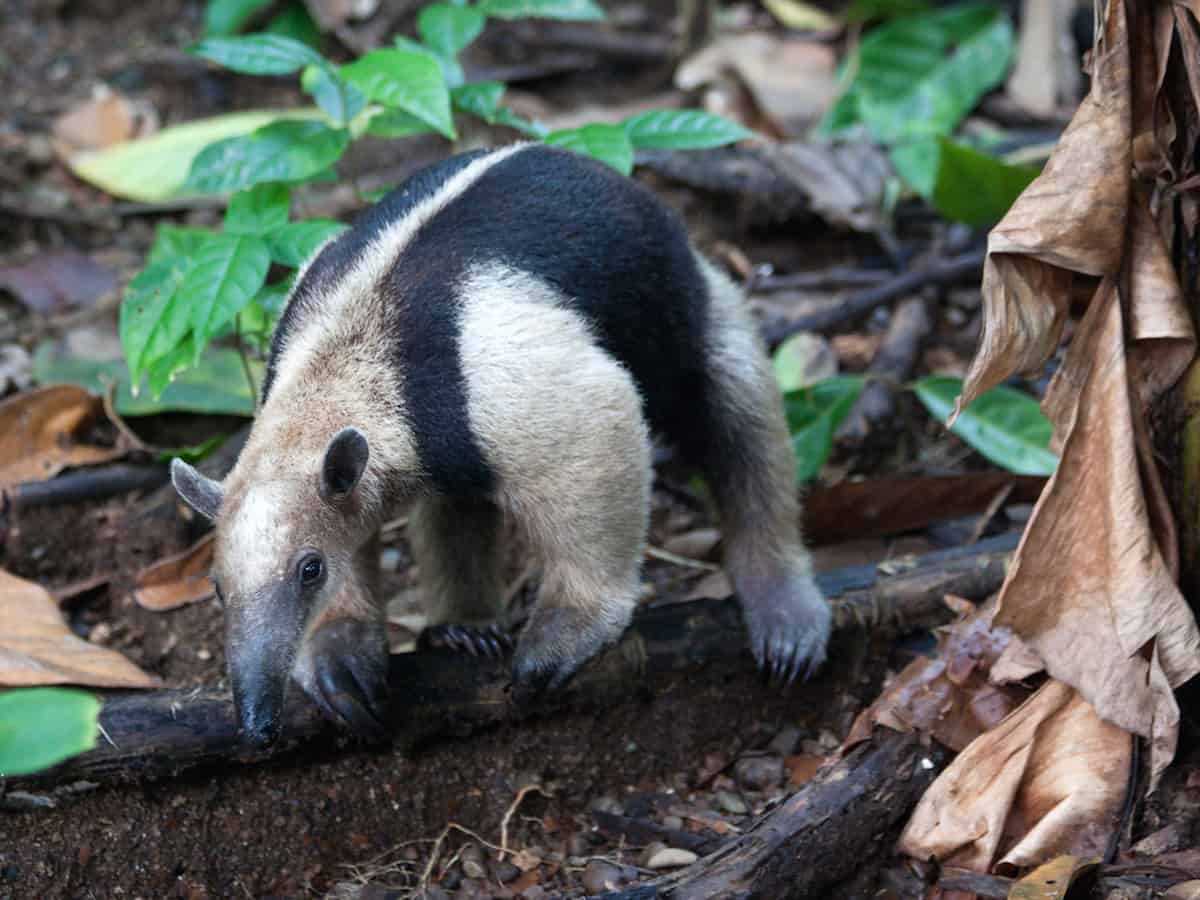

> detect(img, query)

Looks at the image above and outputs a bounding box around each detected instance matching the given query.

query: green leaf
[545,124,634,175]
[928,138,1038,226]
[451,81,505,118]
[189,34,325,75]
[913,375,1057,475]
[265,219,347,266]
[156,433,230,465]
[623,109,753,150]
[120,252,194,387]
[366,107,439,138]
[65,108,323,202]
[34,342,262,416]
[204,0,274,36]
[148,226,213,263]
[821,3,1013,141]
[783,377,865,483]
[417,4,486,58]
[300,64,367,124]
[0,688,100,778]
[241,276,295,338]
[845,0,929,22]
[185,119,350,193]
[394,36,465,89]
[340,50,456,138]
[478,0,606,21]
[184,233,272,361]
[224,182,291,234]
[264,2,321,46]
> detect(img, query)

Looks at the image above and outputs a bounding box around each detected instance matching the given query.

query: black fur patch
[392,145,712,485]
[260,149,491,400]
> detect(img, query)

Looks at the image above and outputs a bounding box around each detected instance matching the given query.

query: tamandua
[171,143,831,747]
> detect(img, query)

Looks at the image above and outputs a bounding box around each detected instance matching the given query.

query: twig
[500,784,547,857]
[763,248,986,348]
[4,463,167,510]
[752,266,892,293]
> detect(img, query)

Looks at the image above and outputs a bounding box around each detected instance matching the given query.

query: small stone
[638,841,668,868]
[1132,824,1187,857]
[460,844,487,880]
[589,795,622,815]
[520,887,546,900]
[734,756,785,791]
[582,860,625,894]
[1165,881,1200,900]
[716,791,747,815]
[196,647,212,661]
[645,848,699,869]
[767,725,802,757]
[661,815,683,831]
[492,860,521,884]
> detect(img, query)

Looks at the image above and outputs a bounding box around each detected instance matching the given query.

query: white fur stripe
[268,142,534,401]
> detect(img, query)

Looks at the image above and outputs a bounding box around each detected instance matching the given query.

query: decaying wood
[9,533,1015,789]
[6,463,167,510]
[596,731,951,899]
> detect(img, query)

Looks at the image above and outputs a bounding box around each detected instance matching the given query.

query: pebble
[734,755,785,791]
[716,791,748,815]
[379,547,402,572]
[767,725,802,757]
[582,860,625,894]
[520,886,547,900]
[661,815,684,831]
[638,841,667,868]
[460,844,487,880]
[645,848,699,869]
[589,795,623,815]
[492,860,521,884]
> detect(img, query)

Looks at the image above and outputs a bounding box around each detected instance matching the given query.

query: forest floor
[3,1,1200,898]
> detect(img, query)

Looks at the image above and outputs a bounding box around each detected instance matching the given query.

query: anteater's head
[170,426,389,748]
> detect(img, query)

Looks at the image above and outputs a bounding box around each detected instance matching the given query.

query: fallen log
[594,730,951,900]
[10,533,1015,788]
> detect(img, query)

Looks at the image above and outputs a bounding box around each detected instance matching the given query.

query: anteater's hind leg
[410,494,513,657]
[690,255,831,682]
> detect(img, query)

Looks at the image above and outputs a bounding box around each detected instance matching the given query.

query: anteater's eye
[299,555,324,586]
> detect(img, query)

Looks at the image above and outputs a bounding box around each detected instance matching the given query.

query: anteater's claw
[420,622,514,659]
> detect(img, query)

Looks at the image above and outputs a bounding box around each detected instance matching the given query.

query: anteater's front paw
[741,572,831,685]
[511,607,623,704]
[418,622,515,659]
[300,619,391,742]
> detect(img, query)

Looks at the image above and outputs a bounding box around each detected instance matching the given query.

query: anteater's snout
[235,689,285,749]
[228,629,293,751]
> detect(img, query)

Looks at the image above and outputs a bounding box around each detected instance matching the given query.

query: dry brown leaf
[844,599,1026,752]
[676,33,838,137]
[784,754,825,786]
[954,0,1133,415]
[0,385,129,490]
[133,533,215,611]
[899,681,1129,871]
[0,249,118,314]
[945,0,1200,789]
[0,568,159,688]
[50,89,139,158]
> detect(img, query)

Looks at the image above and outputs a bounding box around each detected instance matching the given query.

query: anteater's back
[264,144,713,463]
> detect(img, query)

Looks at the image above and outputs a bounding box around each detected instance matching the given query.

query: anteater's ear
[171,458,224,521]
[321,427,369,501]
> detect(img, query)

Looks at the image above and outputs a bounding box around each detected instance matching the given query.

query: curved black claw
[419,622,515,659]
[742,572,832,688]
[511,607,623,706]
[305,619,391,742]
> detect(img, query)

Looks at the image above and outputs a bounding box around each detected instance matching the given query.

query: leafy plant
[0,687,100,778]
[115,6,751,401]
[822,2,1037,226]
[783,376,865,483]
[913,375,1057,475]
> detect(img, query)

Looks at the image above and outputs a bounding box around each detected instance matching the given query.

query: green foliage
[783,377,865,483]
[34,344,262,417]
[116,0,753,400]
[204,0,274,36]
[546,124,635,175]
[822,3,1031,226]
[913,375,1057,475]
[0,688,100,778]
